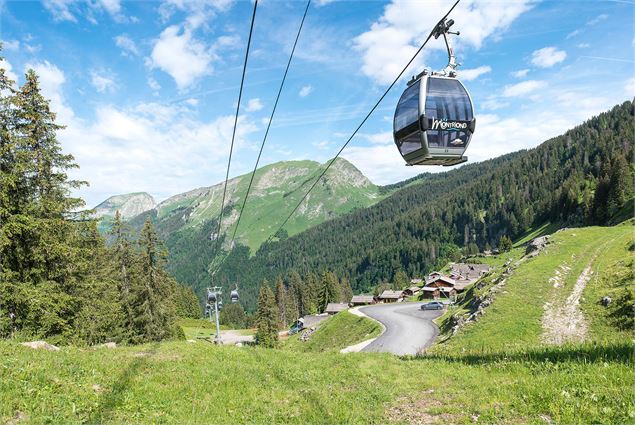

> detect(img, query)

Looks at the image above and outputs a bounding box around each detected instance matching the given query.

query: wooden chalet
[377,290,405,303]
[349,295,376,306]
[325,303,349,315]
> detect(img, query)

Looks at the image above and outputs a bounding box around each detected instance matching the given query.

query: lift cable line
[261,0,462,247]
[207,0,311,279]
[228,0,311,247]
[213,0,258,261]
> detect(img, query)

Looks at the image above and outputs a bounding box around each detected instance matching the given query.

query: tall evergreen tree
[317,272,340,313]
[274,276,287,328]
[288,270,309,317]
[130,219,177,342]
[255,281,278,348]
[339,276,353,302]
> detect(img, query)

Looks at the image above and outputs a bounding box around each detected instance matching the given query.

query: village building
[410,278,423,285]
[325,303,349,315]
[450,263,491,281]
[377,290,405,303]
[349,295,376,306]
[403,286,422,297]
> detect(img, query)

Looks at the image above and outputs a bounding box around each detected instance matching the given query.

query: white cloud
[245,98,263,112]
[63,102,258,206]
[577,43,590,49]
[90,69,117,93]
[359,131,393,145]
[502,80,546,97]
[312,140,331,150]
[2,40,20,51]
[566,29,581,39]
[147,76,161,91]
[587,14,608,26]
[343,144,422,184]
[480,96,510,111]
[511,69,529,78]
[158,0,233,30]
[459,65,491,81]
[97,0,121,16]
[531,46,566,68]
[149,25,214,90]
[299,85,313,97]
[42,0,125,22]
[114,34,139,56]
[354,0,533,85]
[0,58,18,82]
[185,98,199,106]
[42,0,77,22]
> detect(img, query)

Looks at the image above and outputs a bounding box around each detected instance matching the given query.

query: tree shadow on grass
[403,342,634,365]
[89,342,161,423]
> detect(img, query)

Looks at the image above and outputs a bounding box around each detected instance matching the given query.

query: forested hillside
[212,100,634,308]
[0,61,199,345]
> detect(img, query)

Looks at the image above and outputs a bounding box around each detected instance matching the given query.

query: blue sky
[1,0,633,207]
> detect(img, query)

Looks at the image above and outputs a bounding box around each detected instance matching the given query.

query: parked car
[421,301,444,310]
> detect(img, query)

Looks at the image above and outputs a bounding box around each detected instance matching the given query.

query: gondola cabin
[393,72,475,166]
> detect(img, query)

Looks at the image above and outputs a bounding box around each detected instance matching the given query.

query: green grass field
[1,339,631,424]
[1,222,633,424]
[283,311,381,353]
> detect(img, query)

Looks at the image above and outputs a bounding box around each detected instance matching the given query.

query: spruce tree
[339,276,353,302]
[130,219,177,342]
[1,68,91,342]
[317,272,340,313]
[255,281,278,348]
[392,270,409,290]
[289,271,309,317]
[274,276,287,327]
[498,235,513,253]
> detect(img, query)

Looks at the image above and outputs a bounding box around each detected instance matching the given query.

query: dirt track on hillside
[542,262,592,344]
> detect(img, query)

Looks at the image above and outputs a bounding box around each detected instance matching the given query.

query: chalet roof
[325,303,349,313]
[299,314,329,328]
[422,287,437,292]
[350,295,375,304]
[425,275,456,286]
[407,286,421,292]
[379,290,404,299]
[453,280,472,291]
[410,278,423,284]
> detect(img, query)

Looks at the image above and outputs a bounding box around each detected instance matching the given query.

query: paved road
[360,302,443,355]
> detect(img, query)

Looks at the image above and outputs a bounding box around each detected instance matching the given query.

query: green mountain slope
[434,220,634,352]
[145,157,382,251]
[214,101,633,309]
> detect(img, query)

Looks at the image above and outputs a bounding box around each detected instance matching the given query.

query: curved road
[360,302,443,355]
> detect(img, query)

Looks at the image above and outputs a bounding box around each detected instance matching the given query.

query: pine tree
[109,211,137,333]
[255,281,278,348]
[289,270,309,317]
[317,272,340,313]
[392,270,409,290]
[498,235,513,253]
[220,302,246,329]
[1,68,91,342]
[339,277,353,303]
[130,219,177,342]
[274,276,287,328]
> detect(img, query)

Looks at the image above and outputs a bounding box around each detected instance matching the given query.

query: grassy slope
[283,311,381,353]
[156,159,385,252]
[434,221,634,352]
[0,340,631,424]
